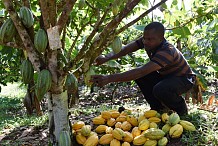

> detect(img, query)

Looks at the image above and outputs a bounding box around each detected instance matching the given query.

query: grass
[0,83,48,135]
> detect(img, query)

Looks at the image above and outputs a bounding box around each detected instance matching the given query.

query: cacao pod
[148,117,161,123]
[115,122,122,128]
[110,138,121,146]
[112,128,126,140]
[133,135,148,145]
[131,127,141,138]
[59,130,71,146]
[19,6,34,28]
[123,131,133,143]
[95,125,107,134]
[81,125,91,137]
[149,122,158,129]
[144,139,157,146]
[111,36,122,54]
[84,134,99,146]
[35,69,52,101]
[101,111,111,119]
[92,116,106,125]
[112,5,119,16]
[84,67,95,86]
[121,121,132,131]
[72,121,85,130]
[127,115,138,126]
[143,128,165,140]
[0,18,17,43]
[65,73,78,93]
[169,124,183,138]
[116,115,126,122]
[161,123,171,134]
[34,29,48,53]
[99,134,114,145]
[179,120,196,131]
[21,59,34,84]
[107,118,116,127]
[161,113,169,123]
[168,113,180,126]
[138,119,150,131]
[158,137,168,146]
[111,111,120,118]
[138,114,146,123]
[76,134,86,145]
[106,127,113,134]
[144,110,157,118]
[122,142,130,146]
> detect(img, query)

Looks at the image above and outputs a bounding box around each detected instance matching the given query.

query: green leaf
[133,25,145,31]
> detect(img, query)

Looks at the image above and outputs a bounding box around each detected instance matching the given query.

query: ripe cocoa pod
[95,125,107,134]
[99,134,114,145]
[84,134,99,146]
[59,130,71,146]
[148,117,161,123]
[169,124,183,138]
[121,121,132,131]
[144,139,157,146]
[144,110,158,118]
[158,137,168,146]
[161,123,171,134]
[19,6,34,28]
[107,118,116,127]
[76,134,86,145]
[138,119,150,131]
[110,138,121,146]
[131,127,141,138]
[126,115,138,126]
[112,128,126,140]
[179,120,196,131]
[133,135,148,145]
[81,125,91,137]
[21,59,34,84]
[123,131,133,143]
[161,113,169,123]
[143,128,165,140]
[101,111,111,120]
[34,29,48,53]
[35,69,52,101]
[0,18,17,43]
[92,116,106,125]
[72,121,85,130]
[111,36,122,54]
[122,142,130,146]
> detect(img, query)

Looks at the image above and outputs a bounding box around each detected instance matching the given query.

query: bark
[39,0,50,29]
[52,91,69,145]
[3,0,43,71]
[48,0,57,26]
[47,92,55,145]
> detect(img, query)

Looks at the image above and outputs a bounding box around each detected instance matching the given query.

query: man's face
[142,29,163,51]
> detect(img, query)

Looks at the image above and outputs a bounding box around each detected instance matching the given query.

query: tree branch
[57,0,77,34]
[3,0,43,71]
[0,42,24,50]
[39,0,50,29]
[48,0,57,26]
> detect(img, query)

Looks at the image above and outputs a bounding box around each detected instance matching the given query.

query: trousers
[135,71,194,115]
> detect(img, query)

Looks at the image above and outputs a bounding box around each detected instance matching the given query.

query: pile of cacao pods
[72,108,196,146]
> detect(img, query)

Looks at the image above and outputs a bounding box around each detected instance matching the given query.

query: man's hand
[94,55,108,66]
[91,75,110,87]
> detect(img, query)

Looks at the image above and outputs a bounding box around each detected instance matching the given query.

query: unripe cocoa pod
[59,130,71,146]
[111,36,122,54]
[21,59,34,84]
[34,29,48,53]
[19,6,34,28]
[0,18,16,43]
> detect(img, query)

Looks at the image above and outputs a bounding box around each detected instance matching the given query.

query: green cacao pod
[84,67,95,87]
[158,137,168,146]
[0,18,17,43]
[112,5,119,16]
[65,73,78,92]
[111,36,122,54]
[168,113,180,126]
[21,59,34,84]
[78,0,86,9]
[143,128,165,140]
[19,6,34,28]
[34,29,48,53]
[35,69,52,101]
[59,130,71,146]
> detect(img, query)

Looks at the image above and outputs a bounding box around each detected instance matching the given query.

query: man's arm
[92,61,162,87]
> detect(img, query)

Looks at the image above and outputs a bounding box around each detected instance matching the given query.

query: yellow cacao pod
[121,121,132,131]
[76,134,86,145]
[95,125,107,134]
[120,109,132,116]
[112,5,119,16]
[92,116,106,125]
[127,115,138,126]
[72,121,85,130]
[115,122,122,128]
[131,127,141,138]
[122,142,130,146]
[84,134,99,146]
[111,111,120,118]
[110,138,121,146]
[81,125,91,137]
[133,135,148,145]
[138,119,150,131]
[161,113,169,123]
[112,128,126,140]
[144,110,157,118]
[148,117,161,123]
[106,127,113,134]
[107,118,116,127]
[123,131,133,143]
[99,134,114,145]
[169,124,183,138]
[143,128,165,140]
[149,122,158,129]
[179,120,196,131]
[138,114,146,123]
[116,115,126,122]
[101,111,111,120]
[161,123,171,134]
[168,113,180,126]
[158,137,168,146]
[144,139,158,146]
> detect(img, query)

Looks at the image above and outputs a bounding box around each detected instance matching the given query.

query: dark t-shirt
[136,37,194,77]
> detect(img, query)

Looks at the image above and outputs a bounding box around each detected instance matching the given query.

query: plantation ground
[0,82,217,146]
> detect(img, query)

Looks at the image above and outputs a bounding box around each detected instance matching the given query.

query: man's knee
[153,83,166,100]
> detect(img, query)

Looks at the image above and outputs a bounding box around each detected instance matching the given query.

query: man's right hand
[94,55,108,66]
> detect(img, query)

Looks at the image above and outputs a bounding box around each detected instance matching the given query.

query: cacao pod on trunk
[35,69,52,101]
[34,29,48,53]
[0,18,17,43]
[59,130,71,146]
[19,6,34,28]
[21,59,34,84]
[111,36,122,54]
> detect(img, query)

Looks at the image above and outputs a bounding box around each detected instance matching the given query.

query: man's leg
[135,71,165,111]
[153,76,194,116]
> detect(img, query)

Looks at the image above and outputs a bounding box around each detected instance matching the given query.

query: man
[91,22,195,116]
